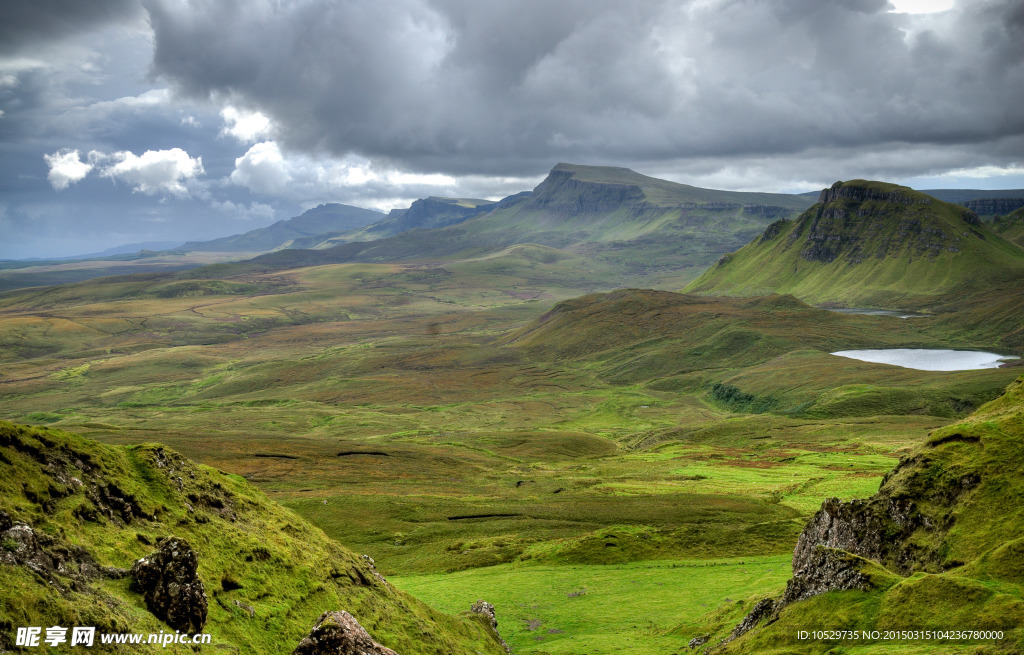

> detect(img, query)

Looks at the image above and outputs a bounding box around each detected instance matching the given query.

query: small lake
[831,349,1020,371]
[826,308,924,319]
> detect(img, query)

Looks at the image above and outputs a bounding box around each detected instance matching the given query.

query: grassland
[1,240,1021,652]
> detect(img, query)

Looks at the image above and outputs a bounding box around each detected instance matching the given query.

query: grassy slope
[505,289,1021,419]
[0,422,505,655]
[993,207,1024,248]
[713,375,1024,654]
[685,180,1024,311]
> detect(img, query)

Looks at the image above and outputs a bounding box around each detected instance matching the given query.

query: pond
[825,308,924,318]
[830,349,1020,371]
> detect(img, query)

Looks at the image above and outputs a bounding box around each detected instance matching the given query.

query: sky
[1,0,1022,259]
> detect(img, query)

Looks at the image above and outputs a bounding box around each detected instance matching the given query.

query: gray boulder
[293,611,398,655]
[130,537,208,633]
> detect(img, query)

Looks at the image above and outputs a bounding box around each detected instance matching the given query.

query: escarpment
[796,181,981,264]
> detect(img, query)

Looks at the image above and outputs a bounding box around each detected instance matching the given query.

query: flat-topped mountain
[196,164,814,284]
[686,180,1024,309]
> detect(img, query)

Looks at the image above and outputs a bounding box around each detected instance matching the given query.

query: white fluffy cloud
[43,146,204,195]
[100,148,204,195]
[219,106,274,143]
[44,149,94,190]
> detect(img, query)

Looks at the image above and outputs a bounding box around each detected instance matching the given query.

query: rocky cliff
[706,376,1024,653]
[963,197,1024,217]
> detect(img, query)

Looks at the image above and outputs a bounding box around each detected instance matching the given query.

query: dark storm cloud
[0,0,143,55]
[145,0,1024,176]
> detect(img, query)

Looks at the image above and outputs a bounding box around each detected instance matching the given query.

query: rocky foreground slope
[0,423,507,654]
[696,375,1024,653]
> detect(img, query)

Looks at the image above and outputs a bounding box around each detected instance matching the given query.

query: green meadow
[1,241,1021,652]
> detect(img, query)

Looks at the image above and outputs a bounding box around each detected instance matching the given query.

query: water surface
[831,349,1019,371]
[826,308,924,319]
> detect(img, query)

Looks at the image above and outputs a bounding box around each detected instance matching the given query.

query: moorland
[2,165,1023,653]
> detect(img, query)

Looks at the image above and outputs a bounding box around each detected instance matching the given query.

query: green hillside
[993,207,1024,248]
[0,422,506,654]
[686,180,1024,310]
[701,375,1024,654]
[193,164,814,287]
[504,288,1020,419]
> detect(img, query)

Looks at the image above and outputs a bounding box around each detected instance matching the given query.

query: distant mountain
[181,203,383,252]
[994,207,1024,247]
[195,163,815,281]
[686,180,1024,309]
[920,188,1024,205]
[57,241,185,259]
[962,197,1024,217]
[293,196,507,249]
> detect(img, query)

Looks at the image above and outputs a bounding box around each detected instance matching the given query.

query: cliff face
[716,376,1024,651]
[797,181,980,264]
[524,169,649,213]
[371,197,498,235]
[964,197,1024,216]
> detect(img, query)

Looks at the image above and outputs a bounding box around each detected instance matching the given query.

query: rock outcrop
[817,180,925,206]
[292,611,398,655]
[130,537,208,633]
[0,509,123,587]
[783,546,872,604]
[470,600,512,653]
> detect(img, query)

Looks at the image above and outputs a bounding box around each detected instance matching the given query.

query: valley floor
[1,258,1020,653]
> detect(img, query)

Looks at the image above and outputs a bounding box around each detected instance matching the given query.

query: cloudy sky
[1,0,1022,258]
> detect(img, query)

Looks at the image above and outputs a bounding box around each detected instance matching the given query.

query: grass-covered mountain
[994,207,1024,248]
[196,163,814,286]
[0,422,507,654]
[687,180,1024,310]
[699,375,1024,653]
[181,203,383,253]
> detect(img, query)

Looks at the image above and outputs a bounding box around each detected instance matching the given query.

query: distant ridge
[686,180,1024,309]
[182,203,383,252]
[190,163,816,281]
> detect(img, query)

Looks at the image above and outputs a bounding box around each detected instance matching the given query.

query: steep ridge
[686,180,1024,310]
[188,164,814,281]
[0,422,507,654]
[706,375,1024,653]
[182,203,383,253]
